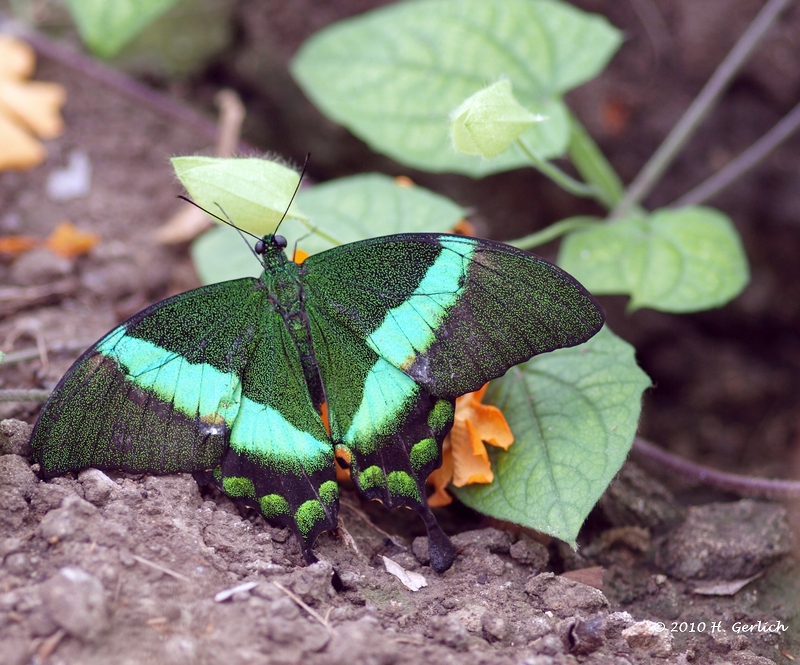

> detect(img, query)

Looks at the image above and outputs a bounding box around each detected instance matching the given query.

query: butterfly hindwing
[301,233,604,570]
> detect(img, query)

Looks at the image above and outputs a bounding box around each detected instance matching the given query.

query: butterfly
[31,231,604,572]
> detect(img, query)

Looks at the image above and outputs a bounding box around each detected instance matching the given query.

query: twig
[131,554,192,583]
[0,339,96,365]
[0,278,79,318]
[631,437,800,500]
[0,388,50,402]
[672,100,800,207]
[339,496,405,548]
[612,0,794,218]
[271,580,334,636]
[0,15,254,153]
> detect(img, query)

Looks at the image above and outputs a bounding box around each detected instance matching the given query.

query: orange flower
[427,384,513,507]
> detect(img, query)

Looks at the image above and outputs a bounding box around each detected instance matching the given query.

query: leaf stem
[515,139,598,200]
[509,216,601,251]
[672,99,800,207]
[611,0,793,218]
[632,437,800,499]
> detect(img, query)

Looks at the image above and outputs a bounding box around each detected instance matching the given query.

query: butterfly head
[255,234,288,256]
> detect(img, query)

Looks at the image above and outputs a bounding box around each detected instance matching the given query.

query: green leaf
[558,206,750,312]
[191,173,466,284]
[66,0,182,57]
[172,156,307,238]
[292,0,622,177]
[453,326,650,545]
[451,80,545,158]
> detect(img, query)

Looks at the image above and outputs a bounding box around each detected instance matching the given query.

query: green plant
[181,0,786,544]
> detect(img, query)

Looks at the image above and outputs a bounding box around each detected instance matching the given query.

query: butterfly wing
[31,278,337,561]
[301,233,604,570]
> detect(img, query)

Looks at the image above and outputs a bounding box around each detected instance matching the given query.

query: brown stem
[631,437,800,500]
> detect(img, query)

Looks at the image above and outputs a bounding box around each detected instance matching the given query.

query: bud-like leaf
[450,80,544,158]
[172,156,307,237]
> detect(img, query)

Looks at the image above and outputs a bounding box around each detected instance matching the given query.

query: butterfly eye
[254,239,266,254]
[274,235,288,249]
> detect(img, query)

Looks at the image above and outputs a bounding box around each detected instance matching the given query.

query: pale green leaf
[172,156,306,238]
[292,0,621,176]
[66,0,181,57]
[454,326,650,545]
[557,206,750,312]
[191,173,465,284]
[451,80,544,158]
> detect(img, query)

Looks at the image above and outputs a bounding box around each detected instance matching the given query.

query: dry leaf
[0,36,66,172]
[0,36,35,80]
[561,566,605,590]
[44,221,99,258]
[692,574,761,596]
[0,111,46,170]
[0,234,40,256]
[382,556,428,591]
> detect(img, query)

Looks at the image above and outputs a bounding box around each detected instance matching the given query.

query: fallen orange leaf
[0,235,40,256]
[44,221,99,258]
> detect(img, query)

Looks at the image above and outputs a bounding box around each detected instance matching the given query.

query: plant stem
[632,437,800,499]
[0,389,50,402]
[509,216,600,251]
[672,100,800,207]
[567,115,625,209]
[611,0,794,219]
[516,139,598,200]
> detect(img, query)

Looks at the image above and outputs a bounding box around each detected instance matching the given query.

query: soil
[0,1,799,664]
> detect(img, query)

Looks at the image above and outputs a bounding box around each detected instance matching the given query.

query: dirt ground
[1,1,799,664]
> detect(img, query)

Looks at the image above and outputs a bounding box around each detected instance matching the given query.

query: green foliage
[292,0,621,176]
[456,326,649,544]
[558,207,750,312]
[172,156,307,238]
[66,0,182,57]
[191,172,465,284]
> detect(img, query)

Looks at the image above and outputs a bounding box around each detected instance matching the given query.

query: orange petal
[0,37,35,80]
[450,218,477,236]
[0,235,40,255]
[293,248,310,264]
[44,221,99,258]
[0,80,66,139]
[426,439,453,507]
[452,420,494,486]
[393,175,414,188]
[469,402,514,450]
[0,111,45,170]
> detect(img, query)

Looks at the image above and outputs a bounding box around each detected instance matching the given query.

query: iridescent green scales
[31,232,604,572]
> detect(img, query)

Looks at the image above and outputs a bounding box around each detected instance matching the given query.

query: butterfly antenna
[176,195,260,260]
[274,152,310,237]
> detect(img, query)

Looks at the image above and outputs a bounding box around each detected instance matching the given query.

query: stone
[40,567,109,641]
[622,620,673,657]
[509,535,549,570]
[78,468,118,506]
[451,527,513,553]
[525,573,609,619]
[658,500,794,580]
[0,419,33,457]
[38,494,98,542]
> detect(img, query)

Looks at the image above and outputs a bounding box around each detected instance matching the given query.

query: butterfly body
[31,232,604,572]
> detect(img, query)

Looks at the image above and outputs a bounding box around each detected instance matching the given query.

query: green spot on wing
[427,399,454,432]
[359,465,386,490]
[387,471,420,500]
[410,438,438,471]
[319,480,338,505]
[260,494,290,518]
[295,500,326,536]
[222,476,256,498]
